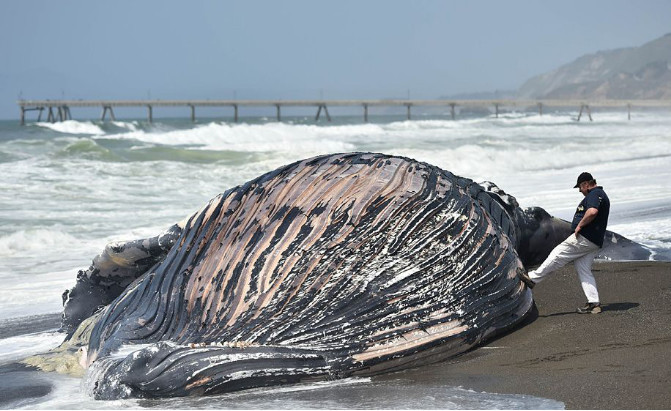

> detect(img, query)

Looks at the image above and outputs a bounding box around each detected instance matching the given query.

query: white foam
[154,377,563,409]
[0,332,65,364]
[106,121,363,154]
[110,121,138,131]
[92,116,671,174]
[12,372,142,410]
[0,229,83,258]
[0,269,75,320]
[35,121,105,135]
[10,373,563,409]
[610,218,671,252]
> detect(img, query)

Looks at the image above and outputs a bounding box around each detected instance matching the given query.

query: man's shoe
[518,269,536,289]
[577,302,601,314]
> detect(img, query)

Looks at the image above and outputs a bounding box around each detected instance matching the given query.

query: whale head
[515,207,572,267]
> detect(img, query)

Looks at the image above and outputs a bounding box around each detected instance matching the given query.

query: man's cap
[574,172,593,188]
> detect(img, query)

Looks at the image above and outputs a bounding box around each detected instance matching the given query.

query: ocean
[1,109,670,409]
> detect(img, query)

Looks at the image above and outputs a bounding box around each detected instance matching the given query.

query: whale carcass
[54,152,633,399]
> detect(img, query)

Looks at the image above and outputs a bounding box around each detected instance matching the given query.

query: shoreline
[375,261,671,409]
[1,261,669,408]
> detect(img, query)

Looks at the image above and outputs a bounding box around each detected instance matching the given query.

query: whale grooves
[52,153,647,399]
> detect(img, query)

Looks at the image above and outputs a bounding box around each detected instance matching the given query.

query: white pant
[528,234,601,303]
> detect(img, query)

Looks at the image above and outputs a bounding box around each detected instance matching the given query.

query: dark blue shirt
[571,186,610,247]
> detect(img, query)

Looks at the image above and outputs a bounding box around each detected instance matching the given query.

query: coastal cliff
[518,33,671,100]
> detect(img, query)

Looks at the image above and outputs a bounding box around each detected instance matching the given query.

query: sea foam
[35,120,105,135]
[0,331,65,364]
[105,121,368,152]
[0,229,82,258]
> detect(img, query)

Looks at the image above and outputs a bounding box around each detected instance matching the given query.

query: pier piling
[101,106,116,121]
[315,105,331,122]
[20,107,45,125]
[577,104,593,122]
[56,106,68,122]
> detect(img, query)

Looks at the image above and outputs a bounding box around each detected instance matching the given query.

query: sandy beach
[376,261,671,409]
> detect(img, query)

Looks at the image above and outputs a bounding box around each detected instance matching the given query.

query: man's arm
[574,207,598,236]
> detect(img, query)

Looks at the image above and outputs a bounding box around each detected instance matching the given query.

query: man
[520,172,610,314]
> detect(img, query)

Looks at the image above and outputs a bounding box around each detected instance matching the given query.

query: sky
[1,0,671,119]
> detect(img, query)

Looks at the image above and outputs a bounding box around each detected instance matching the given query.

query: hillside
[518,33,671,99]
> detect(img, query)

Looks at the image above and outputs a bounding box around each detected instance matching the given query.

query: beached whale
[46,153,652,399]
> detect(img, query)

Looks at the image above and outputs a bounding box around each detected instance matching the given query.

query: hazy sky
[2,0,670,119]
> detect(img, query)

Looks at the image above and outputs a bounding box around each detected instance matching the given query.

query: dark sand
[0,314,61,408]
[376,261,671,409]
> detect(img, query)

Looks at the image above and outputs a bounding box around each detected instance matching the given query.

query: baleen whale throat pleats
[80,153,532,398]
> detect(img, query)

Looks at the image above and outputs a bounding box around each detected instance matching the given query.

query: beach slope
[376,261,671,409]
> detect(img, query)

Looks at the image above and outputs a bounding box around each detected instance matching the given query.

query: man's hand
[575,207,598,237]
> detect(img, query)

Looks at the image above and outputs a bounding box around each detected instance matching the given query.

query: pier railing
[17,99,671,124]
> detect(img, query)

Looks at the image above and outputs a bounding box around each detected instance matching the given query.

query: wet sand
[376,261,671,409]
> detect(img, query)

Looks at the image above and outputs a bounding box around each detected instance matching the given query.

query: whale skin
[65,153,534,399]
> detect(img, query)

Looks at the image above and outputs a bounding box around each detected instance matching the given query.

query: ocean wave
[110,121,139,131]
[387,138,671,184]
[124,145,264,164]
[54,138,120,161]
[85,115,669,157]
[35,120,105,135]
[104,121,359,154]
[609,218,671,254]
[31,115,661,194]
[0,229,83,257]
[0,150,22,163]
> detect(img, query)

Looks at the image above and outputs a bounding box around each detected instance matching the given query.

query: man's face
[578,181,590,196]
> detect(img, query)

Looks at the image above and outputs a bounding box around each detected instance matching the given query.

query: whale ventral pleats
[65,153,533,399]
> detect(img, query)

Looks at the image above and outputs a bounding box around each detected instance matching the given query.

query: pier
[17,99,671,125]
